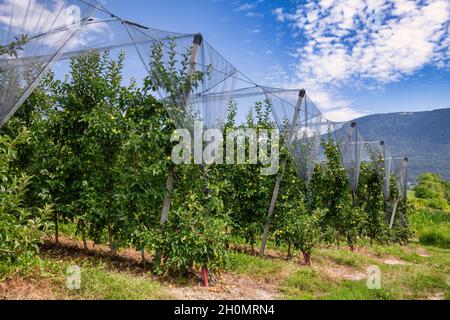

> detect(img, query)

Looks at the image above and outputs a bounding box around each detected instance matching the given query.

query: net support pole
[389,157,409,229]
[160,33,203,227]
[400,157,409,227]
[350,121,357,205]
[389,198,399,229]
[380,141,389,213]
[259,89,306,257]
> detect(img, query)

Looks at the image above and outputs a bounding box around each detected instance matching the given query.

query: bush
[155,193,229,276]
[0,132,51,263]
[414,173,449,209]
[291,209,326,266]
[410,208,450,248]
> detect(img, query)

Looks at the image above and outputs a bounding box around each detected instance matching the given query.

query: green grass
[323,280,398,300]
[316,248,373,268]
[72,265,172,300]
[2,209,449,300]
[0,252,173,300]
[407,190,417,199]
[410,209,450,248]
[279,238,450,300]
[227,252,296,282]
[280,266,398,300]
[281,268,334,299]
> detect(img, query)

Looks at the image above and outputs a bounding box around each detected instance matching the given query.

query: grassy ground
[225,244,449,300]
[410,208,450,248]
[0,246,173,300]
[1,209,448,300]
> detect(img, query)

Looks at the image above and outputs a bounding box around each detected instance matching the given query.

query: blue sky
[1,0,449,121]
[97,0,450,121]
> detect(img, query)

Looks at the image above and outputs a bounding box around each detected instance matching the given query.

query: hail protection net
[332,121,364,194]
[0,0,99,127]
[385,157,409,201]
[187,85,330,183]
[0,0,408,193]
[123,24,238,132]
[264,89,330,182]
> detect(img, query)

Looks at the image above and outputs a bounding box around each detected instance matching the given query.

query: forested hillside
[355,108,450,181]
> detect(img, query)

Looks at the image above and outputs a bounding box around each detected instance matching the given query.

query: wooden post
[381,140,391,219]
[160,171,174,226]
[53,212,59,244]
[400,157,409,227]
[389,198,399,229]
[159,33,203,228]
[389,157,409,229]
[202,267,209,287]
[350,121,357,205]
[259,89,306,257]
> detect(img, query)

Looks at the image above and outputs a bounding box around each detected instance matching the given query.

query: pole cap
[193,33,203,45]
[380,141,384,146]
[299,89,306,97]
[351,121,357,128]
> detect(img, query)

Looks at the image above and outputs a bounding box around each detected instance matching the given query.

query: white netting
[0,1,410,196]
[385,157,409,200]
[126,25,238,131]
[0,0,100,127]
[332,121,364,194]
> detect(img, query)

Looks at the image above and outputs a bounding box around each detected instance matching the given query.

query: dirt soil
[321,265,366,281]
[168,273,279,300]
[0,277,56,300]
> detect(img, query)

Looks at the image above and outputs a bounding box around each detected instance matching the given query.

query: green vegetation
[0,252,172,300]
[1,38,448,300]
[0,35,28,57]
[410,209,450,248]
[75,266,172,300]
[413,173,450,210]
[0,131,52,263]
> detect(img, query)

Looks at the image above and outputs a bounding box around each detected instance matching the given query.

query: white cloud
[234,3,256,12]
[273,8,286,22]
[322,107,367,122]
[277,0,450,85]
[263,64,364,121]
[268,0,450,121]
[246,12,264,18]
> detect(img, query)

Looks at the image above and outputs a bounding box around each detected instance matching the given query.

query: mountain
[354,108,450,182]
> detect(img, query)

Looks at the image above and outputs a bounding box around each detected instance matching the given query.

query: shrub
[155,192,229,276]
[0,132,51,263]
[410,208,450,248]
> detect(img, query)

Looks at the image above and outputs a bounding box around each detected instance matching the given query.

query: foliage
[0,35,28,57]
[156,190,229,275]
[311,133,356,247]
[0,131,51,263]
[0,38,421,279]
[410,208,450,248]
[358,159,389,243]
[212,100,277,253]
[414,173,449,210]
